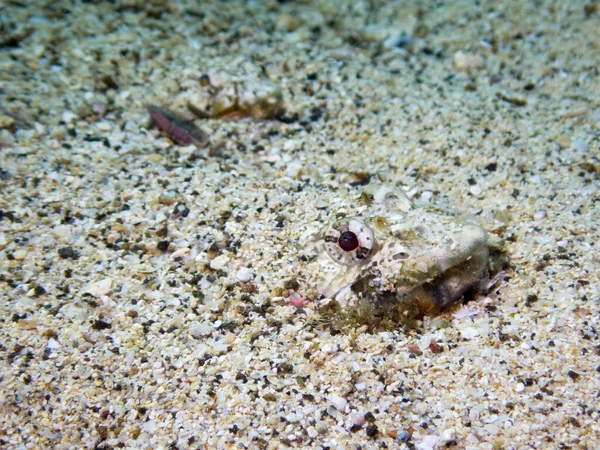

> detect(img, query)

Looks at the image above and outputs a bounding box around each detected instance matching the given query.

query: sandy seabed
[1,1,599,449]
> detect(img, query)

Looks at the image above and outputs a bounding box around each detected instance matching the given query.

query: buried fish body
[312,184,502,322]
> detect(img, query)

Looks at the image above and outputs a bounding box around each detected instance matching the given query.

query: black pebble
[34,285,46,296]
[91,319,112,330]
[567,370,581,381]
[366,424,379,437]
[58,246,79,259]
[157,240,170,251]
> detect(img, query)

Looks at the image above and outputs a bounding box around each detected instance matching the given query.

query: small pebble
[142,420,157,433]
[420,191,433,202]
[189,322,212,338]
[567,370,580,381]
[236,268,254,282]
[92,103,107,115]
[47,338,60,350]
[454,51,485,71]
[441,428,456,443]
[470,185,482,195]
[85,278,113,297]
[321,343,338,354]
[429,340,443,354]
[0,114,15,129]
[571,138,588,153]
[286,413,300,423]
[397,430,411,442]
[276,14,299,32]
[171,247,190,259]
[289,292,308,308]
[96,122,112,131]
[460,327,480,339]
[307,426,318,438]
[209,254,229,271]
[366,424,379,437]
[315,421,328,434]
[329,394,347,412]
[350,411,365,427]
[383,35,414,49]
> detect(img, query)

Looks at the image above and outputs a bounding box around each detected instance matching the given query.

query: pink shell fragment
[289,292,308,308]
[147,104,208,147]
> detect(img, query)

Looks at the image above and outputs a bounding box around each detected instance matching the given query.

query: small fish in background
[146,104,208,147]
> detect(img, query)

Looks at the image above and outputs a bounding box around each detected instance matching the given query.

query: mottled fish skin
[317,184,492,317]
[147,104,208,147]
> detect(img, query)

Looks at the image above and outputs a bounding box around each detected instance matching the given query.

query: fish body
[316,184,491,318]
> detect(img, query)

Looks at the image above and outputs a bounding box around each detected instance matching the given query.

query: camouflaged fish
[312,184,500,320]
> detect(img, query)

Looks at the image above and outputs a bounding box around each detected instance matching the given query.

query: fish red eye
[323,219,375,266]
[338,231,359,251]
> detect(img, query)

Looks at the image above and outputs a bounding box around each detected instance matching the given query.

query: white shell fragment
[85,278,114,297]
[209,254,229,271]
[235,268,254,282]
[328,394,348,412]
[454,51,485,71]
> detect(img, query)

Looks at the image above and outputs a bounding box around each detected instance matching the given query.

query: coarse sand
[1,1,599,448]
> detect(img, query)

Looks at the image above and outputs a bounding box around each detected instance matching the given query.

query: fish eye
[323,219,375,266]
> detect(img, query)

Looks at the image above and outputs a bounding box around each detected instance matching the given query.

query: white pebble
[13,249,27,260]
[454,51,485,71]
[330,352,347,365]
[52,224,71,239]
[420,191,433,202]
[61,110,77,124]
[285,160,303,179]
[535,235,551,245]
[321,343,338,354]
[515,382,525,393]
[460,327,480,339]
[85,278,113,297]
[329,394,347,412]
[96,122,112,131]
[286,413,300,423]
[470,185,482,195]
[236,268,254,282]
[171,247,190,259]
[189,322,212,338]
[209,254,229,271]
[314,199,328,209]
[418,434,441,450]
[441,428,456,443]
[350,411,365,427]
[571,138,588,152]
[142,420,157,433]
[47,338,61,350]
[211,341,228,353]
